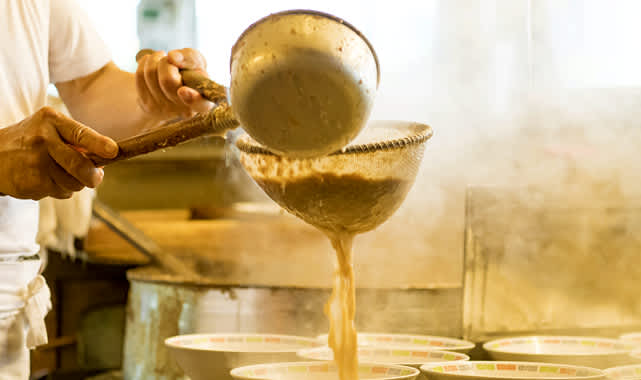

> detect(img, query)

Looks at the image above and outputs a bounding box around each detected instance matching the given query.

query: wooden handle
[88,105,238,166]
[136,48,227,103]
[86,51,240,167]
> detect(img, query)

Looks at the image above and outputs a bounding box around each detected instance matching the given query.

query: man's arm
[0,49,214,201]
[55,49,213,141]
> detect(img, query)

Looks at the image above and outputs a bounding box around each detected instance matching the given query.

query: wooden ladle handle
[136,48,228,103]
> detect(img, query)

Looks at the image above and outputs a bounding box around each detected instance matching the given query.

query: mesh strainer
[235,120,432,235]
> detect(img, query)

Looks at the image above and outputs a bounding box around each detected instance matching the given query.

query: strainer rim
[235,122,433,156]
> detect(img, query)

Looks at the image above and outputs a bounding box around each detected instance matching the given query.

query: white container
[164,333,319,380]
[620,334,641,347]
[421,361,605,380]
[604,364,641,380]
[484,336,638,369]
[298,346,469,367]
[317,333,475,354]
[231,361,419,380]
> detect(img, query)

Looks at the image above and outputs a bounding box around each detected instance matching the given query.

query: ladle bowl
[231,10,380,158]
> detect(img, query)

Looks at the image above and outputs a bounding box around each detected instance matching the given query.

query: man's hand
[0,107,118,200]
[136,48,214,120]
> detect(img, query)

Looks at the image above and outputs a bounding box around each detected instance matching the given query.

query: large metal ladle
[90,9,380,166]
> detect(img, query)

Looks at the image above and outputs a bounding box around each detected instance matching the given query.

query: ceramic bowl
[620,334,641,347]
[421,361,605,380]
[230,361,420,380]
[298,346,469,367]
[165,333,319,380]
[484,336,638,369]
[317,333,475,353]
[605,364,641,380]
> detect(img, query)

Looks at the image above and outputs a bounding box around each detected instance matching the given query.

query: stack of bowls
[299,333,474,379]
[165,332,475,380]
[165,333,641,379]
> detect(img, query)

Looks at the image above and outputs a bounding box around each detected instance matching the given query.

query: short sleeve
[48,0,112,83]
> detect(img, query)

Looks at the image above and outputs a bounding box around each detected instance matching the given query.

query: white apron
[0,259,51,380]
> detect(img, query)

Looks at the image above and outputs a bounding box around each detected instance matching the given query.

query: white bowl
[605,364,641,380]
[316,333,476,353]
[165,333,320,380]
[298,346,469,367]
[620,334,641,347]
[484,336,638,369]
[230,361,420,380]
[421,361,605,380]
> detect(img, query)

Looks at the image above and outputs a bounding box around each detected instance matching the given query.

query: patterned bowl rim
[420,361,605,380]
[620,333,641,342]
[483,336,637,356]
[230,361,420,380]
[316,333,476,351]
[604,363,641,379]
[164,333,319,353]
[297,346,470,365]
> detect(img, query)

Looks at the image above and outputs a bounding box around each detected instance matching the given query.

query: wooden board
[84,207,457,289]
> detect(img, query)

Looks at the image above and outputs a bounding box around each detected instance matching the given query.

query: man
[0,0,215,377]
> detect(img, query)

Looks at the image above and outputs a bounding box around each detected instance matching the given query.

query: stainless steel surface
[230,10,380,157]
[463,186,641,342]
[122,277,461,380]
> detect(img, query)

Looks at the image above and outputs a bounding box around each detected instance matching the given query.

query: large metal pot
[122,270,461,380]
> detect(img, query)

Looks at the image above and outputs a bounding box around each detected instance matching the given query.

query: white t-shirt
[0,0,111,259]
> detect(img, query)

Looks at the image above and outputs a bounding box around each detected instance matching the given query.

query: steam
[352,0,641,336]
[216,0,641,337]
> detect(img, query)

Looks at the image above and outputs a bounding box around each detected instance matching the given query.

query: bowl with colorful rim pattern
[420,361,605,380]
[483,336,638,369]
[230,361,420,380]
[619,334,641,348]
[297,346,469,367]
[605,364,641,380]
[316,333,476,354]
[165,333,320,380]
